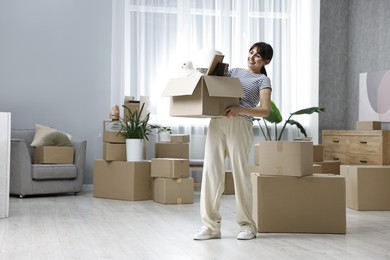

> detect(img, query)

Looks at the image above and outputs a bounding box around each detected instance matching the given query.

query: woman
[194,42,273,240]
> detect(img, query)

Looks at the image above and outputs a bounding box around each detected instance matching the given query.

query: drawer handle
[359,141,367,144]
[332,140,339,143]
[360,160,368,163]
[333,157,340,160]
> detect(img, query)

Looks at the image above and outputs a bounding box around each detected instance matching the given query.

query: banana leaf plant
[253,101,325,141]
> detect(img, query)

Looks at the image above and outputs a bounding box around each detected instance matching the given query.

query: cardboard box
[162,74,244,117]
[93,160,152,201]
[252,173,346,234]
[340,165,390,210]
[356,121,381,131]
[258,141,313,177]
[313,163,322,173]
[151,158,190,178]
[103,120,126,143]
[155,142,189,159]
[153,177,194,204]
[103,142,126,161]
[313,160,341,174]
[313,144,324,162]
[223,170,235,195]
[123,96,150,121]
[123,96,135,102]
[170,134,190,143]
[123,101,141,121]
[34,146,74,164]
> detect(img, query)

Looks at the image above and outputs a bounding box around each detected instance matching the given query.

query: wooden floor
[1,190,390,260]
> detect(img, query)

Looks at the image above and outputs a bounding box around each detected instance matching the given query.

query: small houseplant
[151,125,173,142]
[119,102,153,161]
[253,101,325,141]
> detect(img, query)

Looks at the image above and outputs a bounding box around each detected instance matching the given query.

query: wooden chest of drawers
[322,130,390,165]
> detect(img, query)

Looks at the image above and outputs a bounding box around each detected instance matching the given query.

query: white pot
[159,131,171,142]
[126,139,144,161]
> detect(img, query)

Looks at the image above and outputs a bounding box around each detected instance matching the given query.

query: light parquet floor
[0,190,390,260]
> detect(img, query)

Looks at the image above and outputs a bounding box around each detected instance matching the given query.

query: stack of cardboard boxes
[251,141,346,234]
[340,121,390,211]
[102,120,126,161]
[152,134,194,204]
[93,98,153,201]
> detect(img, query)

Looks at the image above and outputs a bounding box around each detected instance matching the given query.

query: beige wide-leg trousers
[200,116,257,235]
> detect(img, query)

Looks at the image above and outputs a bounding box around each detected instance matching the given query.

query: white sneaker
[237,229,256,240]
[193,226,221,240]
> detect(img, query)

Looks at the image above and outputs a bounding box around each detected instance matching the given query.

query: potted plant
[151,125,172,142]
[253,101,325,141]
[119,102,153,161]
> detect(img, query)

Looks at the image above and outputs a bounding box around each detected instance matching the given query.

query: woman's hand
[225,106,242,118]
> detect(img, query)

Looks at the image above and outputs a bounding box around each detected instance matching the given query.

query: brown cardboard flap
[203,76,244,97]
[162,74,202,96]
[206,54,225,75]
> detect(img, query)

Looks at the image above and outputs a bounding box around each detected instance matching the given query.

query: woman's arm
[225,88,272,118]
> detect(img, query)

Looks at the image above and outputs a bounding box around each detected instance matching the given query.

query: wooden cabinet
[322,130,390,165]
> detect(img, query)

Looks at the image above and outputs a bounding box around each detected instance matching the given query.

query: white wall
[0,0,112,184]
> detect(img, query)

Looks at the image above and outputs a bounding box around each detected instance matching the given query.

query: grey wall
[319,0,349,134]
[0,0,112,184]
[319,0,390,139]
[347,0,390,130]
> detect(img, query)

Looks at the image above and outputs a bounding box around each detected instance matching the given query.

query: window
[112,0,320,141]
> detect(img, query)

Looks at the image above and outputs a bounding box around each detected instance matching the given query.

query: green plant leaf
[253,102,325,140]
[291,107,325,116]
[286,119,307,137]
[119,102,153,140]
[264,101,283,124]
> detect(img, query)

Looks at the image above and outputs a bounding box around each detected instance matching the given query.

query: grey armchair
[10,129,87,197]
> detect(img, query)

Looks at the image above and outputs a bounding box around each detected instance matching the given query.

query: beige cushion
[31,124,72,147]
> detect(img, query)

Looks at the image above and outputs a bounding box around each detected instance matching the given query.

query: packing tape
[177,198,182,204]
[176,178,182,183]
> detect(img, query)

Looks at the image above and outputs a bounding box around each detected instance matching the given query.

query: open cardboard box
[162,74,244,117]
[162,54,244,117]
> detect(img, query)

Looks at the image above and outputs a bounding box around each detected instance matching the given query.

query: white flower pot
[126,139,144,161]
[159,131,171,142]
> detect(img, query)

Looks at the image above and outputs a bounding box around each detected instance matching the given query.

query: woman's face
[247,47,268,74]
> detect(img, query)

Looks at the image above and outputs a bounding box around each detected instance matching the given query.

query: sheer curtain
[111,0,320,158]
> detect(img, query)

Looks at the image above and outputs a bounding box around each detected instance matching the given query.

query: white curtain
[111,0,320,157]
